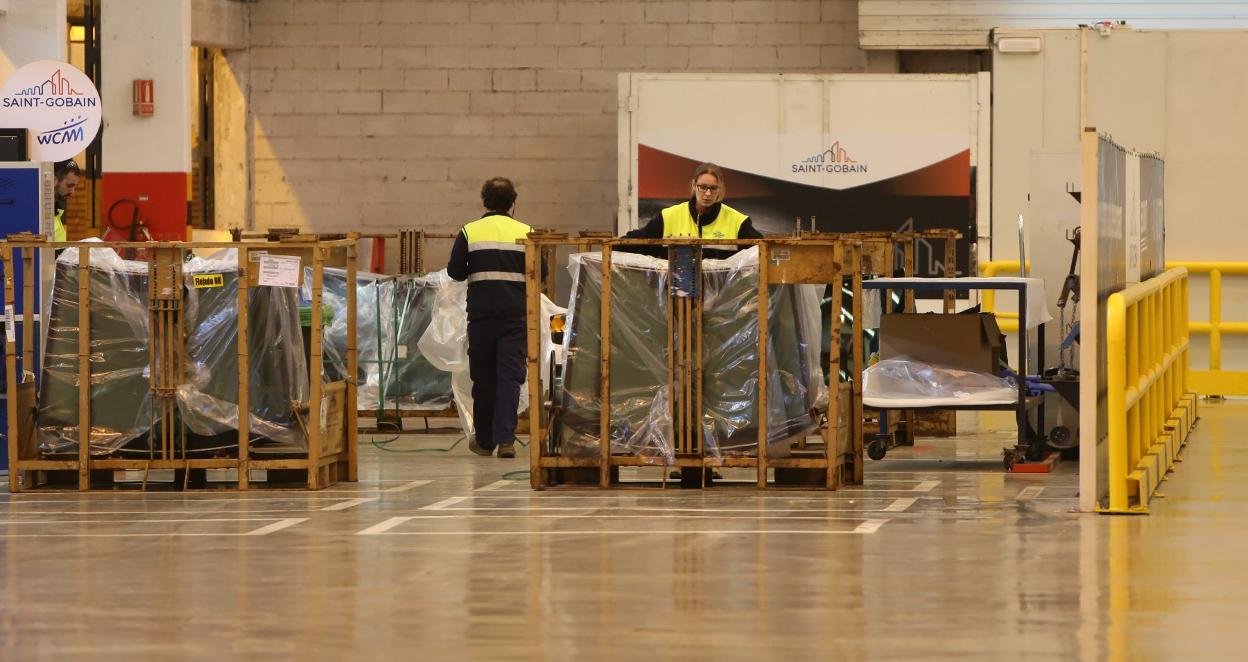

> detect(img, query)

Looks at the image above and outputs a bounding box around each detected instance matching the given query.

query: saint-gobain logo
[0,60,102,162]
[792,140,868,174]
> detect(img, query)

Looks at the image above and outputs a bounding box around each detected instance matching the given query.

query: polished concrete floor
[0,403,1244,660]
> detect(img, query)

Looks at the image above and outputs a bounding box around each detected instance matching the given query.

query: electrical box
[0,161,56,471]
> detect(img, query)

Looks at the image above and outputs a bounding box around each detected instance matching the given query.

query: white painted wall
[101,0,191,173]
[993,27,1248,373]
[860,1,1248,49]
[0,0,66,86]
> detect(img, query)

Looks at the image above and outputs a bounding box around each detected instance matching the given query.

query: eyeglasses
[695,184,720,193]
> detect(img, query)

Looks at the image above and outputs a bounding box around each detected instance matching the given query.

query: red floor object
[1010,452,1061,474]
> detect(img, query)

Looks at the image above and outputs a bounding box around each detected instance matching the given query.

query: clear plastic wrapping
[319,268,454,412]
[39,244,155,454]
[862,357,1017,408]
[558,252,673,461]
[179,249,309,449]
[704,248,826,456]
[416,274,562,437]
[556,248,827,464]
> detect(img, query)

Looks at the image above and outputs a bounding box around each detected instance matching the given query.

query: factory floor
[0,402,1243,660]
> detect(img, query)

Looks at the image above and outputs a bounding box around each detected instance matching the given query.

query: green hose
[368,435,467,453]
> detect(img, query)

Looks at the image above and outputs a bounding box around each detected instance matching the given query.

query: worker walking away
[447,177,533,459]
[623,162,762,258]
[53,159,82,243]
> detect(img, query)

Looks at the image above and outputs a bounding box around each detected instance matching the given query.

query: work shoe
[497,442,516,459]
[468,437,493,457]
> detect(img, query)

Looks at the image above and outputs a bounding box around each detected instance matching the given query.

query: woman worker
[624,162,763,257]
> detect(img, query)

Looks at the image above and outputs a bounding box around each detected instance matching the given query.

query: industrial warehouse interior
[2,1,1247,659]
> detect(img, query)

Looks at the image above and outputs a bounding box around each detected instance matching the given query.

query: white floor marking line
[320,497,379,511]
[407,514,880,521]
[2,509,326,516]
[0,517,283,525]
[384,480,434,493]
[355,516,415,535]
[1017,486,1046,500]
[475,480,515,492]
[372,528,885,537]
[853,519,889,534]
[244,518,308,536]
[882,497,919,512]
[912,480,942,492]
[421,496,470,511]
[451,494,905,502]
[432,506,897,515]
[0,496,371,503]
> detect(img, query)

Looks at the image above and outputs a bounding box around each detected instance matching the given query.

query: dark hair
[55,159,82,180]
[481,177,517,213]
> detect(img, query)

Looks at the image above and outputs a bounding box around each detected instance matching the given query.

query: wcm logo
[37,116,87,146]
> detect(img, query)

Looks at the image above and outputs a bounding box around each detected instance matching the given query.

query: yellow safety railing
[1165,261,1248,396]
[1101,267,1198,514]
[979,260,1028,333]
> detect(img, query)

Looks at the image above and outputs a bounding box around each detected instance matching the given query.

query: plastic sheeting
[39,245,154,454]
[556,247,826,464]
[179,249,309,449]
[862,357,1017,408]
[417,275,563,437]
[318,268,454,412]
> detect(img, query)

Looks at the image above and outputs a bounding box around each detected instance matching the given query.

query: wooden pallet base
[534,449,851,490]
[9,453,352,492]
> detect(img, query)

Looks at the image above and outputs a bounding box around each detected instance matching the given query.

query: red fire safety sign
[132,79,154,116]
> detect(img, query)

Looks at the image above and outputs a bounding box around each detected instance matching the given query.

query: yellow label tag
[193,274,224,289]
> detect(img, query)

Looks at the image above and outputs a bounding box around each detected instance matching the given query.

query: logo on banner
[0,61,102,162]
[792,140,868,174]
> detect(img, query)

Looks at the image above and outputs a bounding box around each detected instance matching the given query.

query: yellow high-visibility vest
[462,214,532,246]
[53,209,67,242]
[660,202,748,239]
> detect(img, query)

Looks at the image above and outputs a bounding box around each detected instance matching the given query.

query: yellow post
[1210,269,1222,371]
[1107,294,1128,511]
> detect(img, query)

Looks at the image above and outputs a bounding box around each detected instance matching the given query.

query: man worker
[53,159,82,242]
[447,177,533,459]
[624,162,763,257]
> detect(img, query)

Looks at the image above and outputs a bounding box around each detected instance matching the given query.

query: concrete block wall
[242,0,868,238]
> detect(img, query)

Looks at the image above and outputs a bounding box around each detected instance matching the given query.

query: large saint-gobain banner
[620,74,989,279]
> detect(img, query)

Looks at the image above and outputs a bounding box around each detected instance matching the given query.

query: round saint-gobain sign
[0,60,102,162]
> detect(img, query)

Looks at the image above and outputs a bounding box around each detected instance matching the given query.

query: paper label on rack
[398,346,408,359]
[257,254,302,288]
[5,305,14,343]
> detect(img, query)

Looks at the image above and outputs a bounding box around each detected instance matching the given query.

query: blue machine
[0,161,55,473]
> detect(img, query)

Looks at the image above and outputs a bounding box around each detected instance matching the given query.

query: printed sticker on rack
[192,274,224,289]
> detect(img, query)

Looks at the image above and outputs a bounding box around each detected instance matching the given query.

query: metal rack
[523,233,859,490]
[3,235,359,491]
[859,278,1047,469]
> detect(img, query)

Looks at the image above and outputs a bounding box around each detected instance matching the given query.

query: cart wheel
[1047,425,1074,450]
[867,438,888,461]
[1002,449,1016,471]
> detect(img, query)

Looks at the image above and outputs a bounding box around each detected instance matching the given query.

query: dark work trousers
[467,315,528,450]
